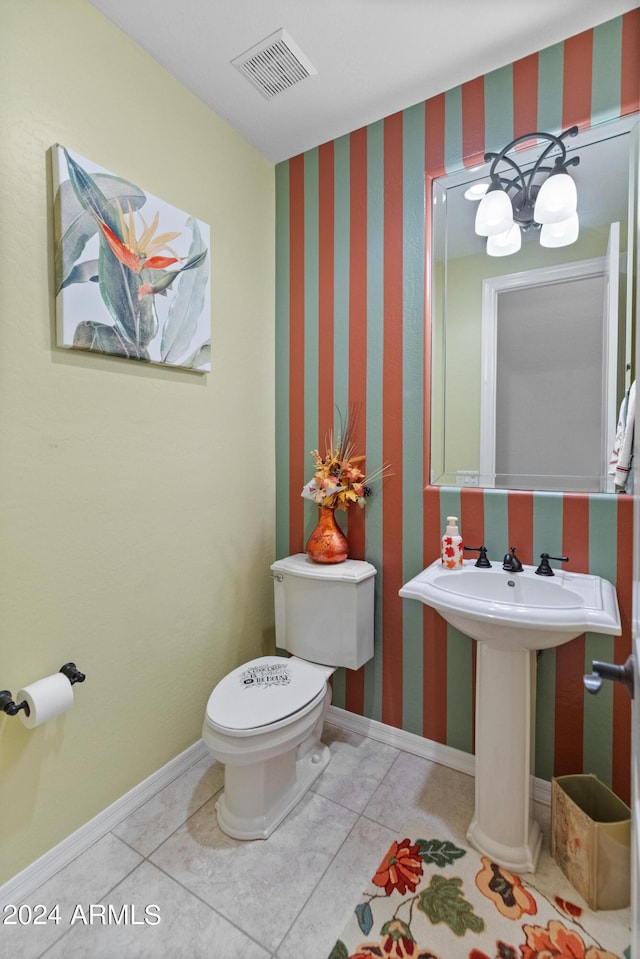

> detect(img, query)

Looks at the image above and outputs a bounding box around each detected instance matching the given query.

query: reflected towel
[609,380,635,492]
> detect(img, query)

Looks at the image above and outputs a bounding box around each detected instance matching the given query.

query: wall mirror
[430,114,638,493]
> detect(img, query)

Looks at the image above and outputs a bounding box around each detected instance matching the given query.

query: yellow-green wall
[0,0,275,883]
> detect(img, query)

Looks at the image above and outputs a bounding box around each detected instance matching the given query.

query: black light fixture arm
[483,126,580,228]
[484,125,579,168]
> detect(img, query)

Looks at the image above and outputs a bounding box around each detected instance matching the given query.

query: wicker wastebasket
[551,774,630,910]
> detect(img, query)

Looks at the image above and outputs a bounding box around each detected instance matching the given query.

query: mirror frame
[428,114,639,493]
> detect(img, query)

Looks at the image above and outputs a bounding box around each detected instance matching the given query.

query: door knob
[583,655,634,699]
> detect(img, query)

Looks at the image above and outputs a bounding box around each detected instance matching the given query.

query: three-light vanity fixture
[468,126,580,257]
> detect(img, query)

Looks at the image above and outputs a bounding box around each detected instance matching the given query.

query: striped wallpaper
[275,11,639,803]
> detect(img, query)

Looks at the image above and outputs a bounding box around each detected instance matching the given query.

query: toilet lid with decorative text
[205,656,330,731]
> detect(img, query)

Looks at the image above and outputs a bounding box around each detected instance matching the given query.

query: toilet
[202,552,376,840]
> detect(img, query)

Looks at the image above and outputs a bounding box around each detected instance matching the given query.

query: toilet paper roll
[16,673,74,728]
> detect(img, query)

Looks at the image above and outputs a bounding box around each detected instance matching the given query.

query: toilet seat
[205,656,331,735]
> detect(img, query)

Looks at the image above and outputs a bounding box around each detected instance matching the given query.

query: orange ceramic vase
[306,507,349,564]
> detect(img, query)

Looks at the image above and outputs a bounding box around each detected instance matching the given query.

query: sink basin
[400,557,622,873]
[399,559,621,649]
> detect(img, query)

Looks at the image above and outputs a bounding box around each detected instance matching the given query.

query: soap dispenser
[441,516,463,569]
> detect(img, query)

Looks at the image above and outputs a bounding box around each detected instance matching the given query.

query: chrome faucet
[502,547,523,572]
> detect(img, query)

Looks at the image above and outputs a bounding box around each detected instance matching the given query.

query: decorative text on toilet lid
[240,664,291,688]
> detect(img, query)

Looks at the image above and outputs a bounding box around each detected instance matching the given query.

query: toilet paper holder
[0,662,86,718]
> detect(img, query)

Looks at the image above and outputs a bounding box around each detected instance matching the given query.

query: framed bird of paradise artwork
[52,145,211,372]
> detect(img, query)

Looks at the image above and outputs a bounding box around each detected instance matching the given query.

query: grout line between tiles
[116,782,225,860]
[271,742,408,956]
[271,807,365,955]
[134,782,277,954]
[147,856,270,955]
[35,857,146,959]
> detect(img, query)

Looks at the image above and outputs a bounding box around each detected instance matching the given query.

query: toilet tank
[271,553,376,670]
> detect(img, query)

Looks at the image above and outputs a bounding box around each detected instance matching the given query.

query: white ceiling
[87,0,639,164]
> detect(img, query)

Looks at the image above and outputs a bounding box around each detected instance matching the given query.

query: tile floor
[2,722,631,958]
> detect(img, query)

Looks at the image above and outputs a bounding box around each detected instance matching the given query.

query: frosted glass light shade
[486,223,522,257]
[475,188,513,236]
[540,212,579,248]
[464,182,489,201]
[533,172,577,224]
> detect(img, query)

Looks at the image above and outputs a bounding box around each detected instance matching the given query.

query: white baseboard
[2,709,552,906]
[326,705,552,807]
[0,739,208,907]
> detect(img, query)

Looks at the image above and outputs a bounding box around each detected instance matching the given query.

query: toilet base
[215,739,331,840]
[212,684,333,840]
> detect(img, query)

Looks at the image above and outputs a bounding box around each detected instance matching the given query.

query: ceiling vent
[231,28,317,100]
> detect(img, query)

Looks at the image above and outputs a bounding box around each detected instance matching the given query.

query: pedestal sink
[400,559,621,872]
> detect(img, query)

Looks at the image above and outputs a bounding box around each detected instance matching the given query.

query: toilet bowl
[203,655,334,839]
[202,553,376,840]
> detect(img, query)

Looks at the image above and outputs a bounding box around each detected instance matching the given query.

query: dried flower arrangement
[301,415,389,511]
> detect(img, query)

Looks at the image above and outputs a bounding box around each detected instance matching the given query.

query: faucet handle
[464,545,491,568]
[535,552,569,576]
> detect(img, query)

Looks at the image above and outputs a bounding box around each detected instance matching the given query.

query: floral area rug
[327,835,631,959]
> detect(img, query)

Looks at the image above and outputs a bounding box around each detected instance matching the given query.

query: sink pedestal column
[467,642,542,873]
